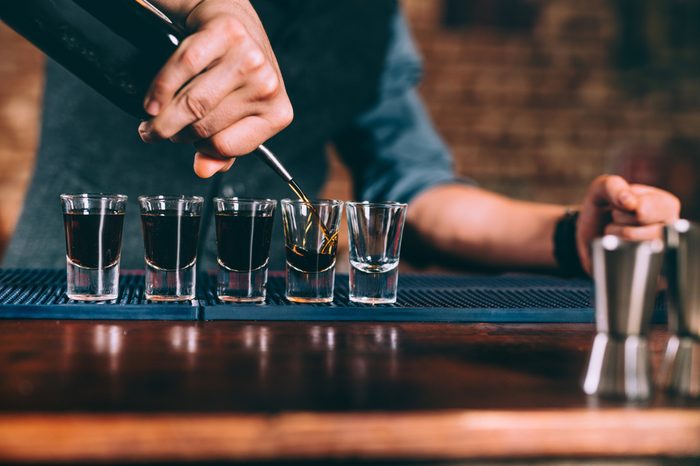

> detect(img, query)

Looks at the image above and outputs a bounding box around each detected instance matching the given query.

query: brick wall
[0,25,43,259]
[396,0,700,205]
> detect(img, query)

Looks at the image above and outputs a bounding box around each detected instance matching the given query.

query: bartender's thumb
[588,175,638,213]
[193,152,236,178]
[577,175,639,274]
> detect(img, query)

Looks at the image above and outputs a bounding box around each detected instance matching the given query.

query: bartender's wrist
[553,208,586,277]
[184,0,257,30]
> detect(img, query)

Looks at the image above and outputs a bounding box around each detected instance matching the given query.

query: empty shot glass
[61,193,127,301]
[214,197,277,303]
[139,195,203,301]
[346,201,407,304]
[281,199,343,303]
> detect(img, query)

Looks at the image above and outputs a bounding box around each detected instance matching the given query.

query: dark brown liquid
[285,245,336,273]
[141,211,200,270]
[215,213,274,271]
[63,212,124,268]
[288,180,338,254]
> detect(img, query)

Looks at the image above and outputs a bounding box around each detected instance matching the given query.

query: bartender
[3,0,680,275]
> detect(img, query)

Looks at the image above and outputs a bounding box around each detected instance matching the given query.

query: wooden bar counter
[0,321,698,463]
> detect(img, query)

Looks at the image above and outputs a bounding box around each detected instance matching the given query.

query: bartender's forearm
[407,184,565,269]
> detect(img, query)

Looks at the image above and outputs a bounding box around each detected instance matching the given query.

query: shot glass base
[285,265,335,304]
[66,260,119,302]
[285,296,334,304]
[68,293,119,302]
[145,262,196,302]
[349,296,396,305]
[349,266,398,305]
[217,267,268,303]
[219,296,266,303]
[145,294,195,302]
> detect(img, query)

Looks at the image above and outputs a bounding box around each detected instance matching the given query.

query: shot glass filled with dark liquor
[214,198,277,303]
[138,195,203,301]
[281,199,343,303]
[61,193,127,301]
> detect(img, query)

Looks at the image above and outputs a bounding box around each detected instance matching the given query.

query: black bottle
[0,0,183,119]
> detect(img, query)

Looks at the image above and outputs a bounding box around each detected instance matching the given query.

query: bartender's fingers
[604,223,664,241]
[629,184,681,224]
[611,209,639,225]
[587,175,638,212]
[577,175,638,274]
[143,24,230,116]
[192,152,236,178]
[170,87,273,144]
[168,70,276,144]
[220,158,236,172]
[609,185,680,227]
[194,115,286,160]
[143,46,272,142]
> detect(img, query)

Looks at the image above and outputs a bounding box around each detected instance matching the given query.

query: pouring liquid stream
[287,179,338,255]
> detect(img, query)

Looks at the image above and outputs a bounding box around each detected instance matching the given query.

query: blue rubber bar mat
[0,269,667,323]
[199,273,667,324]
[0,270,197,320]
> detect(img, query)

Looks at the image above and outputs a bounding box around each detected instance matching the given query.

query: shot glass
[138,195,203,301]
[346,201,407,304]
[214,197,277,303]
[281,199,343,303]
[61,193,127,301]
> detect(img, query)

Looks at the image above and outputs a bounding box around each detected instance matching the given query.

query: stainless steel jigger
[661,220,700,397]
[583,236,665,400]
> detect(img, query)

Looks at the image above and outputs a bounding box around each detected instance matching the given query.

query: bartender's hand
[576,175,680,273]
[138,0,293,178]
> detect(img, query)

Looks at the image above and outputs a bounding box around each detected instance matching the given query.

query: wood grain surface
[1,410,699,463]
[0,321,697,463]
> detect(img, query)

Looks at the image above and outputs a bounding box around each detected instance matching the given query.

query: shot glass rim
[138,194,204,203]
[280,198,344,207]
[346,200,407,209]
[60,193,128,202]
[213,196,278,206]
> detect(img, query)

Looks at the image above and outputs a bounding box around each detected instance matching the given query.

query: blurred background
[2,0,700,261]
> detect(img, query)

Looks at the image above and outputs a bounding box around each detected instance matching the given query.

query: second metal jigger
[661,220,700,398]
[582,236,665,400]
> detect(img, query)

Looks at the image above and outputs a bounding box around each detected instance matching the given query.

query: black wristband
[553,209,585,277]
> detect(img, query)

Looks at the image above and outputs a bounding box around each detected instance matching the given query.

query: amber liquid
[285,245,336,272]
[287,179,338,255]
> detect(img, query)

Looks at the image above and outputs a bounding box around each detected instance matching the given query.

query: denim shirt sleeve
[333,11,475,204]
